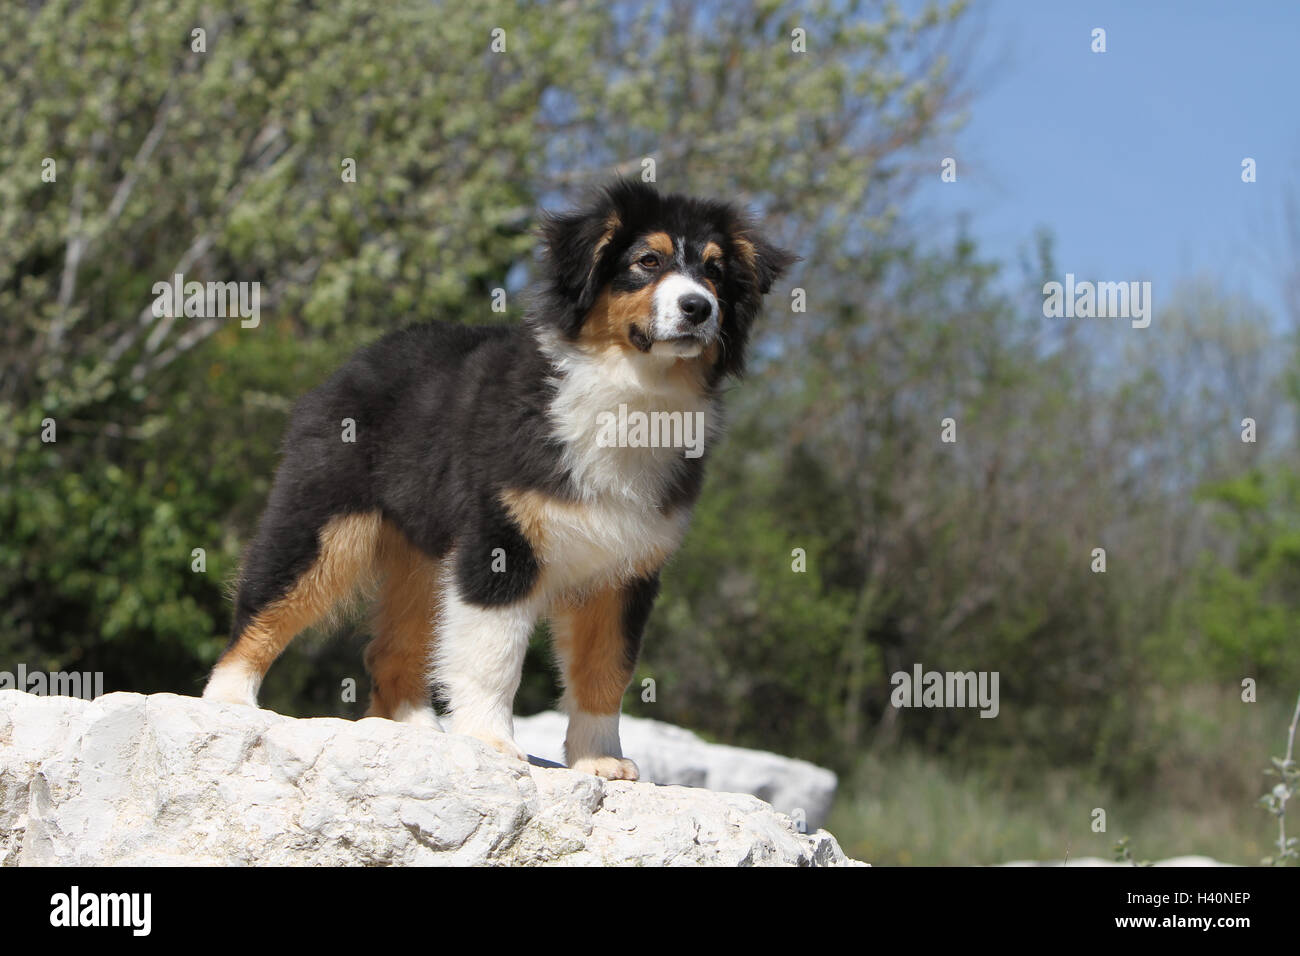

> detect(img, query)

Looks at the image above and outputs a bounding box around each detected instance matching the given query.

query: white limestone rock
[0,691,861,867]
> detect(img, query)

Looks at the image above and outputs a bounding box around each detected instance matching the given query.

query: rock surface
[514,710,838,829]
[0,691,860,867]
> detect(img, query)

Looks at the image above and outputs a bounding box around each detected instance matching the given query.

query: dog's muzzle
[649,274,719,356]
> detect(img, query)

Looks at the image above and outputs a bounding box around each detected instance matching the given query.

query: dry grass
[829,685,1292,866]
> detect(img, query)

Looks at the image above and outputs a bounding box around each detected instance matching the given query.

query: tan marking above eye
[702,241,724,264]
[644,232,674,257]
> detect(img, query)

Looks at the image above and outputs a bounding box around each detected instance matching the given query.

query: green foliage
[1173,470,1300,679]
[1112,836,1151,867]
[2,0,971,715]
[1,0,602,692]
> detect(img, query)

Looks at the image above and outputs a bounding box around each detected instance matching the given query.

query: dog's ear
[734,231,797,295]
[539,204,621,317]
[537,181,659,336]
[715,225,797,380]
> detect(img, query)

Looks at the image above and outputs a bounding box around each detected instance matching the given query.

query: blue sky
[916,0,1299,325]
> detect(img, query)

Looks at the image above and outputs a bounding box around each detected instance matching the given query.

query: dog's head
[534,180,795,380]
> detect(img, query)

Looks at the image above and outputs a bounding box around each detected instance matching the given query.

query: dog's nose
[678,293,713,325]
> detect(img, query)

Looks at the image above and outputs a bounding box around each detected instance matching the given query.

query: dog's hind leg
[428,495,548,760]
[204,511,382,707]
[363,521,444,727]
[433,583,541,761]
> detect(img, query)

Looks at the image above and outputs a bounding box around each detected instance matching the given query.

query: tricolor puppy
[203,180,794,779]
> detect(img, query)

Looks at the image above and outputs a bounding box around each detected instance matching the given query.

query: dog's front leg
[549,574,660,780]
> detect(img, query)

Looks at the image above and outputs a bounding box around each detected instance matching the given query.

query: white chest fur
[522,333,722,593]
[521,492,692,595]
[544,341,718,503]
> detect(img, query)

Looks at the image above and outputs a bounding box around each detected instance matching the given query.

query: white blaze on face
[649,272,719,357]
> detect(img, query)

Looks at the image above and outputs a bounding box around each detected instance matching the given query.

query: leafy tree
[2,0,975,722]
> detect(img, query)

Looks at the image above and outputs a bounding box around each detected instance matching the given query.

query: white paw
[486,736,529,762]
[570,756,640,781]
[390,702,444,731]
[457,728,529,762]
[202,665,259,707]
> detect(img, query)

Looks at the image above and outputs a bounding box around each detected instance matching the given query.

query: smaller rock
[514,710,838,829]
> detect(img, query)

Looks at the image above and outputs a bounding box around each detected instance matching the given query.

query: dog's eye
[637,253,661,270]
[704,260,723,278]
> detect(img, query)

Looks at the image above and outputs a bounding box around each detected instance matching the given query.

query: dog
[202,179,794,779]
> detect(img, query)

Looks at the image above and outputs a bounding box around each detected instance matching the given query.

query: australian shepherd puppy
[202,179,794,779]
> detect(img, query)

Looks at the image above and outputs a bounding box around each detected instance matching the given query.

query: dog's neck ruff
[532,326,721,508]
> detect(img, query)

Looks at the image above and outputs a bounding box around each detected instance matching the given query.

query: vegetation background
[2,0,1296,864]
